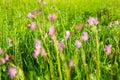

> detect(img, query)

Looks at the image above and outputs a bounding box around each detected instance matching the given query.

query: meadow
[0,0,120,80]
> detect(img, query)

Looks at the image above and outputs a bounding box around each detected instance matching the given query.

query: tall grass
[0,0,120,80]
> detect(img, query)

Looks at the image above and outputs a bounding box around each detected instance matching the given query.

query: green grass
[0,0,120,80]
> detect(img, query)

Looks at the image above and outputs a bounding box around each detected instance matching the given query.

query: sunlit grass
[0,0,120,80]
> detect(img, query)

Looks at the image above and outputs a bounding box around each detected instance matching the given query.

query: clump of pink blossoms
[87,17,99,26]
[104,44,112,55]
[81,32,89,41]
[58,42,65,51]
[64,30,70,40]
[48,13,57,21]
[33,40,42,58]
[28,22,36,30]
[48,26,56,36]
[69,59,74,68]
[8,66,18,78]
[75,40,82,48]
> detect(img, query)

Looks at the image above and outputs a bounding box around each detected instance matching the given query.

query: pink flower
[33,49,40,58]
[28,22,36,30]
[0,58,6,64]
[65,30,70,40]
[5,54,9,61]
[69,59,74,68]
[0,48,3,54]
[41,49,47,56]
[104,45,112,55]
[75,24,84,30]
[8,66,17,78]
[81,32,89,41]
[75,40,82,48]
[58,42,65,51]
[48,26,56,36]
[33,40,42,58]
[27,12,35,18]
[87,17,99,26]
[8,38,12,44]
[48,13,57,21]
[35,40,42,50]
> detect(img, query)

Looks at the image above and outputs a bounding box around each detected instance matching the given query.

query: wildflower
[69,59,74,68]
[28,22,36,30]
[33,40,42,58]
[33,49,40,58]
[65,30,70,40]
[48,26,56,36]
[28,9,42,18]
[48,13,57,21]
[0,48,3,54]
[87,17,99,26]
[75,40,82,48]
[8,38,12,44]
[0,58,6,64]
[35,40,42,50]
[75,24,84,30]
[104,44,112,55]
[81,32,89,41]
[5,54,9,61]
[27,12,35,18]
[58,42,65,51]
[8,66,17,78]
[41,49,47,56]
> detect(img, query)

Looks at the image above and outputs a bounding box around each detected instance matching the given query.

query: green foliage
[0,0,120,80]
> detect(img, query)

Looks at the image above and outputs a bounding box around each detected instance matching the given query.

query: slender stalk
[95,28,101,80]
[81,47,89,80]
[38,29,54,79]
[52,36,62,80]
[60,53,70,80]
[74,51,81,80]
